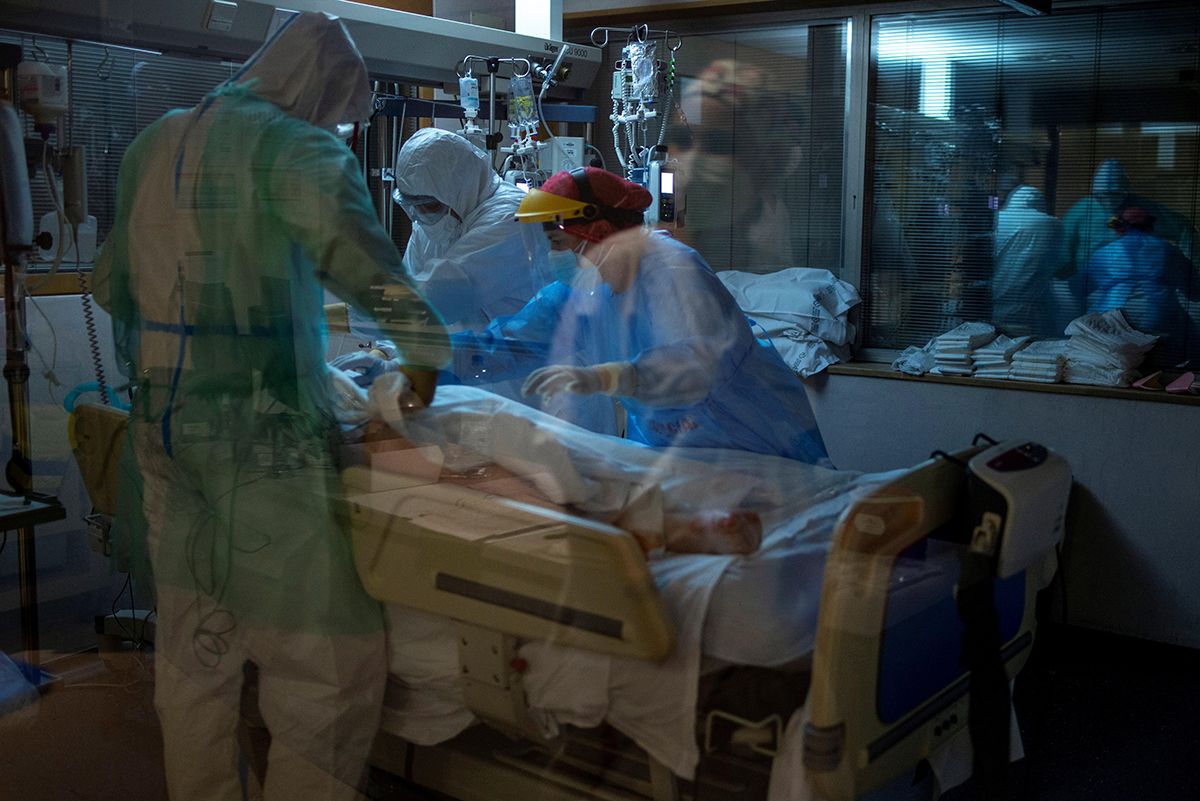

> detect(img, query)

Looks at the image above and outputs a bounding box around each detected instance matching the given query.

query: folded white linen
[718,268,861,346]
[1064,309,1158,354]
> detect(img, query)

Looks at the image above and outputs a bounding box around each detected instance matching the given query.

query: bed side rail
[345,472,674,663]
[803,445,1049,800]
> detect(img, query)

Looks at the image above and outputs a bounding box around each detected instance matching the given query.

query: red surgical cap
[1110,206,1155,233]
[540,167,653,243]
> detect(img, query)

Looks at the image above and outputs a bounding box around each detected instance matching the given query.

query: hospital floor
[1,622,1197,801]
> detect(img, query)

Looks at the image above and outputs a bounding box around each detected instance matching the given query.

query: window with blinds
[1,31,237,257]
[588,22,848,277]
[865,3,1200,368]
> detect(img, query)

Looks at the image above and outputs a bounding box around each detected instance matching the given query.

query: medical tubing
[108,573,142,645]
[929,449,969,470]
[585,143,608,170]
[535,93,575,176]
[611,116,626,170]
[655,52,676,149]
[627,124,638,177]
[25,295,62,405]
[656,91,672,149]
[51,149,110,408]
[390,97,409,202]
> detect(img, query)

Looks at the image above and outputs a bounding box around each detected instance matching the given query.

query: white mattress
[376,386,902,779]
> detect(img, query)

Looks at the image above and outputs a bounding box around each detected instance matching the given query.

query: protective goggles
[393,191,449,224]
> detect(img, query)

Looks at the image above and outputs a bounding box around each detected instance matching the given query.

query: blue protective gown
[1084,230,1198,361]
[1058,194,1197,313]
[445,234,831,466]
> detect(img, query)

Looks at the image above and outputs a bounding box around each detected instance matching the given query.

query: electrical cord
[24,294,64,406]
[585,143,608,170]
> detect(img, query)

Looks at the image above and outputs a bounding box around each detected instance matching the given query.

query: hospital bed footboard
[803,445,1061,800]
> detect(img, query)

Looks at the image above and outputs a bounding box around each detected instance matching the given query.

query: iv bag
[509,74,537,126]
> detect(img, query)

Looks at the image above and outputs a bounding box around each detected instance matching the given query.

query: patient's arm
[348,421,761,556]
[347,384,771,557]
[624,509,763,556]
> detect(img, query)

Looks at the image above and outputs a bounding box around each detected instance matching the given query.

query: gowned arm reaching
[443,281,570,385]
[269,123,451,393]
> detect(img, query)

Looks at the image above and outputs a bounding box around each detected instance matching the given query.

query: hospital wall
[805,372,1200,650]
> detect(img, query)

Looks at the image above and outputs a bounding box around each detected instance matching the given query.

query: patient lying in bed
[332,374,885,778]
[335,371,782,557]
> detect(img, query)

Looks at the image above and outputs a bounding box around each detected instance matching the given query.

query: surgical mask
[573,241,601,272]
[546,249,577,284]
[417,210,461,244]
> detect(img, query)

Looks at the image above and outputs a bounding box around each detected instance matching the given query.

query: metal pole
[18,526,39,660]
[3,257,39,663]
[488,72,496,152]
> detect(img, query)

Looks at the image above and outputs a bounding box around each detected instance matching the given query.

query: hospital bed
[67,386,1068,801]
[339,396,1069,801]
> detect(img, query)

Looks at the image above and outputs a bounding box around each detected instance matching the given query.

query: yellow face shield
[513,188,597,226]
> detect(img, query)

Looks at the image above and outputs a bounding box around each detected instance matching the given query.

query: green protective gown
[95,14,450,799]
[95,84,450,638]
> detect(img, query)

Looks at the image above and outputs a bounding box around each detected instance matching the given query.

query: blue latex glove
[331,350,400,388]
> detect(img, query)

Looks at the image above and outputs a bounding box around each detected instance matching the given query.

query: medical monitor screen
[660,171,674,195]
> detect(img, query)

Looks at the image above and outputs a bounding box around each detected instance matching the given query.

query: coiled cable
[78,261,110,406]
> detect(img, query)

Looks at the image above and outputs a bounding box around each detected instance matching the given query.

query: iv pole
[1,46,64,672]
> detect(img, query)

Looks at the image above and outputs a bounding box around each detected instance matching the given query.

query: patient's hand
[661,510,763,556]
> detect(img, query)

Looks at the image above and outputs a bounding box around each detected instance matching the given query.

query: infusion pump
[646,160,679,227]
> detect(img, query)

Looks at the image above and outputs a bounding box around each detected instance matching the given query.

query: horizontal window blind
[2,31,236,255]
[866,4,1200,368]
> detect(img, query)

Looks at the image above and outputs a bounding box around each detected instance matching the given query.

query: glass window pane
[866,4,1200,370]
[593,21,849,278]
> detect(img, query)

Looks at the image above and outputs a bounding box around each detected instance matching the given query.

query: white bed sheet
[375,386,901,779]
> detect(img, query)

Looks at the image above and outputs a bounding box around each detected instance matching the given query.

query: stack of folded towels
[1010,339,1069,383]
[931,322,997,376]
[971,335,1032,379]
[1062,310,1158,387]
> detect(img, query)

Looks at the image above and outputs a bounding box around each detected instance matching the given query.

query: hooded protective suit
[993,186,1064,336]
[94,12,449,801]
[393,127,551,327]
[1059,160,1198,312]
